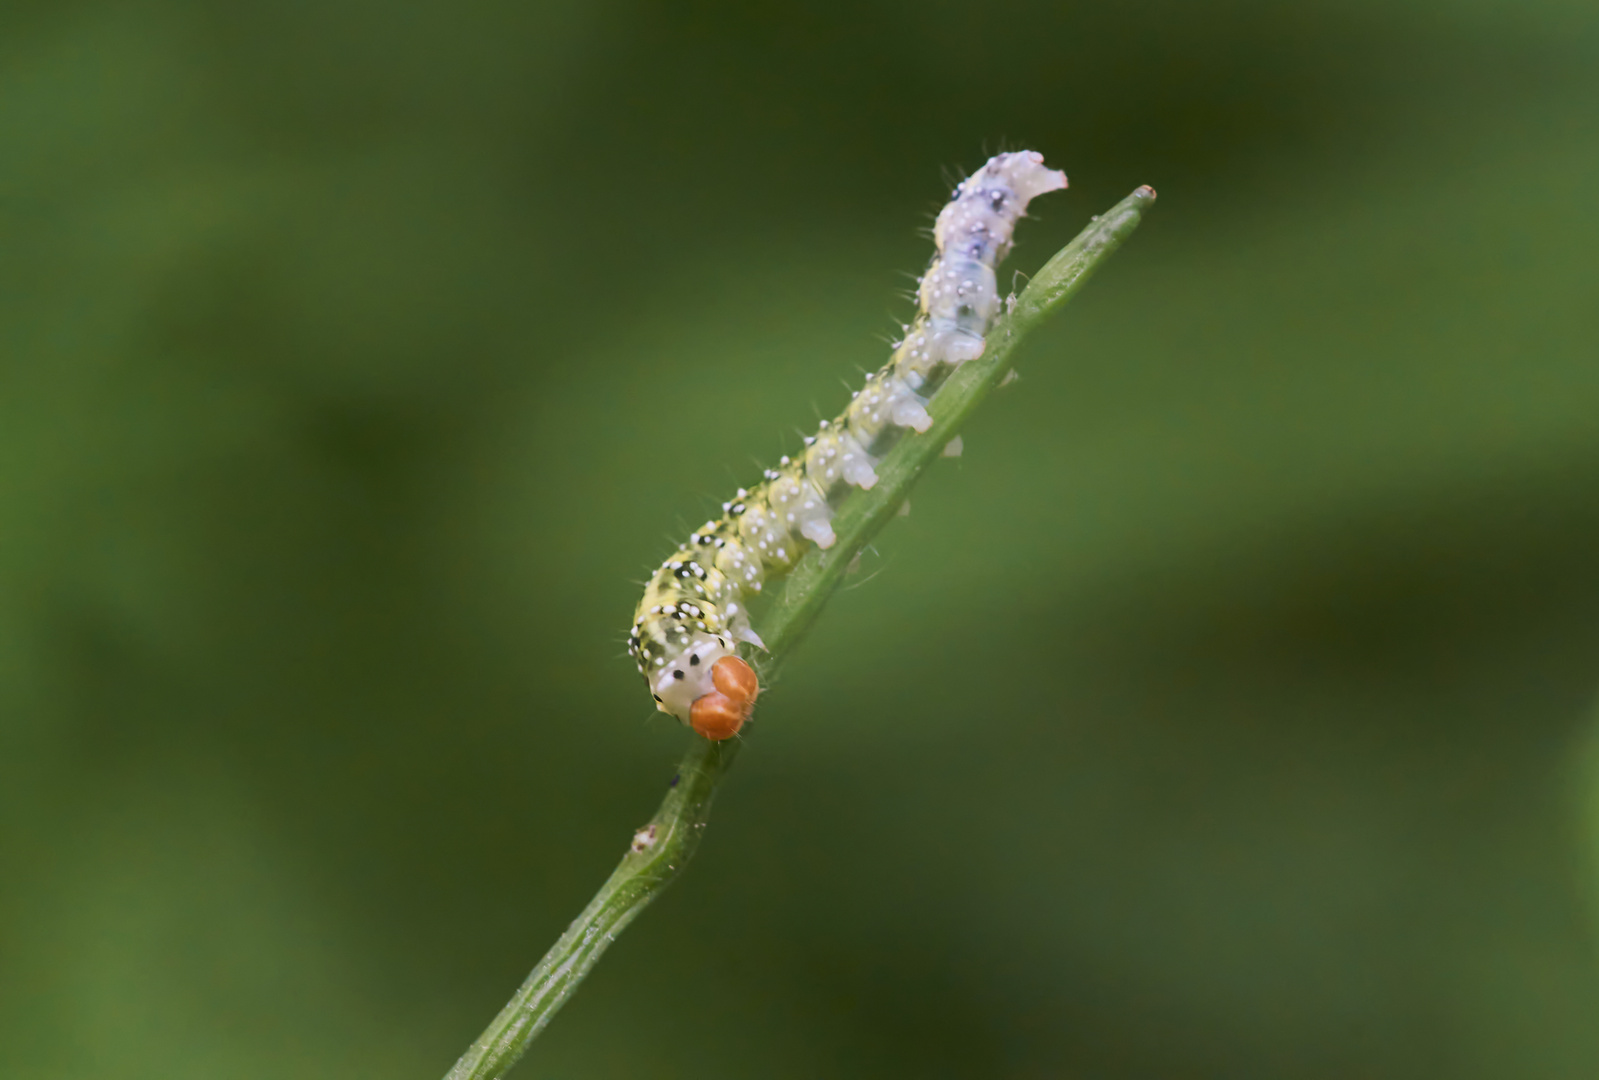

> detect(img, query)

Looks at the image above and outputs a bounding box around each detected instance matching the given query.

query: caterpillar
[627,151,1068,740]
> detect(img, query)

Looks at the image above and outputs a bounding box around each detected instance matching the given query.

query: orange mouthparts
[689,655,759,740]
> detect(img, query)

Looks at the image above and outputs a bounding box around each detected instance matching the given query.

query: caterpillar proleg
[627,151,1068,739]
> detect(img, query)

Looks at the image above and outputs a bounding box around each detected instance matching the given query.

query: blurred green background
[5,0,1599,1076]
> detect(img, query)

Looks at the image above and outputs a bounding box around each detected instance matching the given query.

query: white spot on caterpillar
[897,500,911,517]
[943,435,964,458]
[631,825,658,853]
[999,369,1019,388]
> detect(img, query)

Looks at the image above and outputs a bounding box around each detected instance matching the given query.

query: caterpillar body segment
[627,151,1066,739]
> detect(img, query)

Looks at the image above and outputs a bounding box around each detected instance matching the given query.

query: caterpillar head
[649,634,759,740]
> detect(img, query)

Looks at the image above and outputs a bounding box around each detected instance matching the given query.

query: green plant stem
[443,184,1155,1080]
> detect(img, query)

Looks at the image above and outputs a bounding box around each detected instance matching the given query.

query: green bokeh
[4,1,1599,1076]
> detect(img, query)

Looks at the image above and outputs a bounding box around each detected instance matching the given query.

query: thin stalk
[443,184,1156,1080]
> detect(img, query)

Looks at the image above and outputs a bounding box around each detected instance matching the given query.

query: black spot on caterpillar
[628,151,1067,740]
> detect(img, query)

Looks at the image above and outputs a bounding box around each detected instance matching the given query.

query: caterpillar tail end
[1014,151,1068,198]
[689,656,760,740]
